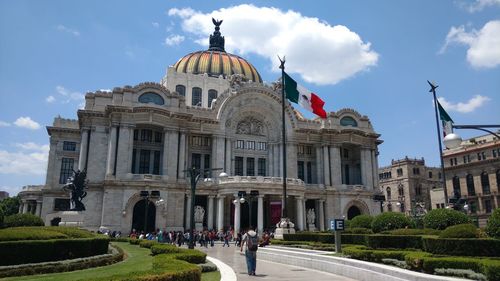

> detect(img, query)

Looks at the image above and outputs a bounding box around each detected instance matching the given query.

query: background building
[442,132,500,226]
[379,157,441,216]
[19,22,383,234]
[0,191,9,201]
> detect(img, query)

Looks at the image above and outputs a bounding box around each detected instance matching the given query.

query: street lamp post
[184,167,225,249]
[233,190,259,230]
[139,190,160,233]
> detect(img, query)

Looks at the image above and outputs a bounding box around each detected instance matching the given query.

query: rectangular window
[297,145,304,155]
[297,161,305,181]
[307,162,312,183]
[139,150,151,174]
[141,129,152,142]
[235,157,244,176]
[485,200,492,213]
[246,141,255,150]
[191,153,201,170]
[257,142,267,150]
[236,140,244,149]
[203,137,211,147]
[133,129,139,141]
[397,168,403,177]
[63,141,76,151]
[258,158,266,176]
[154,132,162,143]
[494,149,498,158]
[436,204,440,209]
[153,151,161,175]
[343,149,349,159]
[247,158,255,176]
[131,149,137,173]
[59,158,74,184]
[428,171,433,178]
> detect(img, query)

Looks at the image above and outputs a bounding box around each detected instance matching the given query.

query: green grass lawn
[2,242,220,281]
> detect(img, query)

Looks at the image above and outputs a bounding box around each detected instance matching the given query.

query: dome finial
[209,18,225,52]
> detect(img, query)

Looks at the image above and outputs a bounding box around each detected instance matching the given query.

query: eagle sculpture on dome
[212,18,223,28]
[209,18,225,51]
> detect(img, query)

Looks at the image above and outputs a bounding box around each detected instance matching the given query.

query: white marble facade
[19,28,383,235]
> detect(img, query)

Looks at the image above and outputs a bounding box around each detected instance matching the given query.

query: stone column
[478,197,484,214]
[287,143,297,180]
[116,126,133,177]
[18,203,23,214]
[296,197,304,230]
[106,126,118,176]
[162,130,170,176]
[207,196,215,230]
[185,195,191,230]
[273,144,280,177]
[494,195,499,209]
[330,146,342,186]
[36,201,42,217]
[323,146,331,186]
[234,199,241,235]
[177,132,186,179]
[22,201,28,214]
[217,195,225,231]
[78,129,89,170]
[372,149,379,189]
[361,148,373,188]
[166,130,179,181]
[319,200,325,231]
[224,139,232,175]
[316,146,323,185]
[257,195,264,234]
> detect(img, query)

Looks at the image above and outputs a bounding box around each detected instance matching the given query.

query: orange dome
[173,50,262,83]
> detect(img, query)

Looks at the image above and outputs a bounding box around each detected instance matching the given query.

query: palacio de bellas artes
[18,20,383,236]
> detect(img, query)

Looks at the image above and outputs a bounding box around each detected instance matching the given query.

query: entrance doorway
[132,199,156,233]
[347,206,361,220]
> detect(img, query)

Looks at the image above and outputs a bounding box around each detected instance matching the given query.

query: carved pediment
[236,117,264,136]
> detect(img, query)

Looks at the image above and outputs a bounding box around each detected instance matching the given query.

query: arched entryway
[347,206,361,220]
[132,199,156,233]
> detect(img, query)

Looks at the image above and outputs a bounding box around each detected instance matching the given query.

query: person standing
[240,227,258,276]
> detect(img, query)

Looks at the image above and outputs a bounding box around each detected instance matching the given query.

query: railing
[219,176,304,186]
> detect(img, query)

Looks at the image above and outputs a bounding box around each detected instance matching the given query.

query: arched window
[340,116,358,127]
[192,87,202,106]
[452,176,461,197]
[208,89,217,107]
[175,85,186,96]
[138,92,164,105]
[466,174,475,195]
[386,187,391,199]
[481,172,491,194]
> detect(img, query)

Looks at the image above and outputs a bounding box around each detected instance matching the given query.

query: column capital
[217,195,226,199]
[208,195,216,199]
[319,199,325,203]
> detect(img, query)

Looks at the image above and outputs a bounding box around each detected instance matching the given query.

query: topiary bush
[371,212,413,233]
[423,209,471,230]
[384,228,441,236]
[349,215,374,229]
[3,213,44,228]
[486,208,500,239]
[440,224,478,238]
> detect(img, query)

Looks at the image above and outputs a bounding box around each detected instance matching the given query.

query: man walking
[240,226,258,276]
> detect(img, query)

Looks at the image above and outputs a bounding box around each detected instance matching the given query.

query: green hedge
[0,226,96,241]
[151,244,184,255]
[423,237,500,257]
[139,240,158,248]
[0,243,123,278]
[349,215,374,229]
[382,228,441,236]
[423,209,471,230]
[0,237,110,265]
[440,224,478,238]
[343,228,373,234]
[486,208,500,239]
[371,212,414,233]
[283,233,334,243]
[366,234,423,250]
[151,244,206,264]
[3,213,44,227]
[342,245,411,262]
[341,234,368,245]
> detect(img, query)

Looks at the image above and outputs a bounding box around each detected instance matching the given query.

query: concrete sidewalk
[197,244,356,281]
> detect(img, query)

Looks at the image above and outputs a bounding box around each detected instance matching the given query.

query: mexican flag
[437,100,454,136]
[283,72,327,119]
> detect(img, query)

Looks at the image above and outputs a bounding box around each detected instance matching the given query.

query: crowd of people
[125,228,272,248]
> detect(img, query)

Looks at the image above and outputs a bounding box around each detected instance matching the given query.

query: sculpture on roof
[209,18,225,51]
[63,169,88,211]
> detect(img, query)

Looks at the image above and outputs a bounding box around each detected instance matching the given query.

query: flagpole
[279,56,288,219]
[428,81,449,205]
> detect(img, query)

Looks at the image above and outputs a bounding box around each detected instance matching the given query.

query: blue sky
[1,0,499,195]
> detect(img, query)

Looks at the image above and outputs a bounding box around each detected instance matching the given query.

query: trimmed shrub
[0,237,109,265]
[139,240,158,248]
[423,237,500,257]
[343,228,372,234]
[440,224,478,238]
[404,251,432,270]
[3,213,44,227]
[341,234,368,245]
[283,233,334,243]
[342,245,411,262]
[0,227,98,242]
[423,209,471,230]
[371,212,413,233]
[421,256,484,274]
[349,215,374,229]
[172,249,206,264]
[486,208,500,239]
[151,244,184,255]
[129,238,141,245]
[384,228,441,236]
[366,234,423,250]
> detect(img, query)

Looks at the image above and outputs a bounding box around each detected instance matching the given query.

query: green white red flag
[283,72,327,119]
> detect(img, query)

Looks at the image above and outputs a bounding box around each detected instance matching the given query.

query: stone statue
[63,169,88,211]
[236,117,264,136]
[229,73,247,92]
[194,205,205,223]
[307,208,316,225]
[209,18,225,51]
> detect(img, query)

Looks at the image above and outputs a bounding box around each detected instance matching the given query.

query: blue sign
[330,219,345,231]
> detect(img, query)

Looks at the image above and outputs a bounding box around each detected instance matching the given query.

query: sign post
[331,219,345,253]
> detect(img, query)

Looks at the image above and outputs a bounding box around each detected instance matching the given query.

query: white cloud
[0,143,49,176]
[465,0,500,12]
[14,117,40,130]
[152,22,159,28]
[164,34,185,46]
[46,95,55,103]
[440,20,500,68]
[56,24,80,36]
[0,121,11,127]
[438,95,491,113]
[168,4,378,85]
